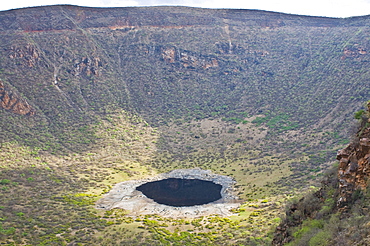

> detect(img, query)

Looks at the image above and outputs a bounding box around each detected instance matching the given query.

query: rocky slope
[0,80,35,115]
[336,102,370,209]
[273,102,370,245]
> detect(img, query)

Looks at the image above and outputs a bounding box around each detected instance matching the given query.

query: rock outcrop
[272,103,370,245]
[70,56,103,77]
[0,81,35,116]
[341,46,368,60]
[8,44,40,67]
[160,46,219,69]
[336,102,370,209]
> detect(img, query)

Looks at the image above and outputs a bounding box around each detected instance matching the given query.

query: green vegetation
[354,109,365,119]
[252,113,299,131]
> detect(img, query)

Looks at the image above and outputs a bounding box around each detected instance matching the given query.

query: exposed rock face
[0,81,35,116]
[70,56,103,77]
[9,44,40,67]
[161,47,176,63]
[336,103,370,209]
[160,46,219,69]
[342,46,368,60]
[179,51,218,69]
[96,168,240,218]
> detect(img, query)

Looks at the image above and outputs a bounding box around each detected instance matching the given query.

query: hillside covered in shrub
[0,5,369,245]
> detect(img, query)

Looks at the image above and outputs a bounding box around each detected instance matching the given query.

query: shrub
[0,179,10,185]
[309,230,330,246]
[354,109,365,120]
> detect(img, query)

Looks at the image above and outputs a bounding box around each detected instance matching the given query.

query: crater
[96,168,240,218]
[136,178,222,207]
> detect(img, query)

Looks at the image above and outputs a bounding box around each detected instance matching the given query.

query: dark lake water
[136,178,222,207]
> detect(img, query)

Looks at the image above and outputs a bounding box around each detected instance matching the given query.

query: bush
[354,109,365,120]
[0,179,10,185]
[309,230,330,246]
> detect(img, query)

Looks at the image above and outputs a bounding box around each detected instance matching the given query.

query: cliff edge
[273,101,370,245]
[337,101,370,210]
